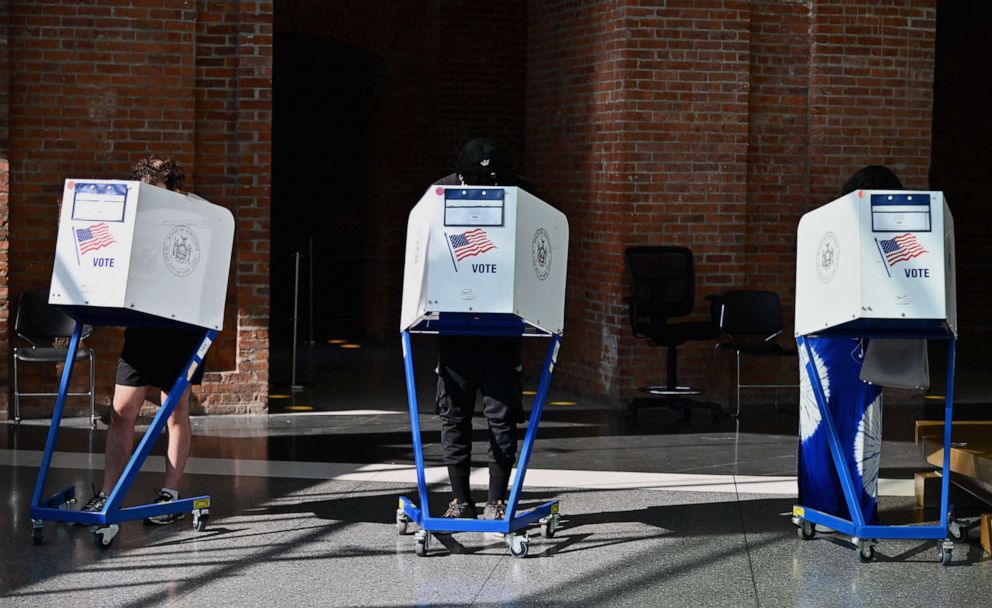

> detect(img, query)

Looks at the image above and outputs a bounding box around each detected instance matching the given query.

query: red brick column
[4,1,271,417]
[191,1,272,414]
[527,1,752,402]
[0,160,8,419]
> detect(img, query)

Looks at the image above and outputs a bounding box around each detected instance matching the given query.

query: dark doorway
[271,33,376,380]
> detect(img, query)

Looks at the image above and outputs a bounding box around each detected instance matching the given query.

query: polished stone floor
[1,342,991,607]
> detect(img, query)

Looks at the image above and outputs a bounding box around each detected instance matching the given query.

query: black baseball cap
[456,138,506,185]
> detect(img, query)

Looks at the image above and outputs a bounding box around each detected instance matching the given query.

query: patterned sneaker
[143,490,186,526]
[482,500,507,521]
[441,498,477,519]
[73,489,108,525]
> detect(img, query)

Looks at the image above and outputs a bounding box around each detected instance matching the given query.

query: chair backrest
[624,246,696,320]
[717,290,784,338]
[14,289,81,346]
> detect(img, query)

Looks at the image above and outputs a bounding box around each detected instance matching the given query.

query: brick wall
[2,1,271,419]
[0,159,8,417]
[1,0,949,417]
[527,1,752,401]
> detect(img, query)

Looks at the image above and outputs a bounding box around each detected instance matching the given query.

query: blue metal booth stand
[792,326,962,565]
[396,314,563,559]
[29,310,216,550]
[792,189,962,565]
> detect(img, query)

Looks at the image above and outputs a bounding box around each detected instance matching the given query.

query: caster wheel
[797,520,815,541]
[414,530,431,557]
[94,524,119,550]
[507,534,529,558]
[539,514,560,539]
[938,544,953,566]
[948,520,966,542]
[396,509,410,535]
[31,524,43,546]
[192,511,209,532]
[857,544,875,563]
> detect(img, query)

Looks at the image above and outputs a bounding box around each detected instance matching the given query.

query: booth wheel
[948,519,967,542]
[539,514,560,539]
[192,509,210,532]
[507,533,529,558]
[396,509,411,535]
[414,530,431,557]
[938,542,953,566]
[31,520,44,546]
[93,524,120,550]
[796,520,815,541]
[857,544,875,563]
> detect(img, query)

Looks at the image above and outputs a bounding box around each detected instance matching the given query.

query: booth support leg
[505,336,561,520]
[401,331,430,518]
[28,325,83,543]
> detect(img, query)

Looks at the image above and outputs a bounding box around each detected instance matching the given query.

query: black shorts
[116,328,206,391]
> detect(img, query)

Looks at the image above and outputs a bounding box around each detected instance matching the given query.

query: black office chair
[624,246,721,420]
[12,289,96,428]
[712,290,798,417]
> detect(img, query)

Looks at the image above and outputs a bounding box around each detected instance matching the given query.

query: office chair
[12,289,96,428]
[624,246,721,420]
[713,289,798,417]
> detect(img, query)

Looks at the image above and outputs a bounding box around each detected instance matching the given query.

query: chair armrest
[704,294,724,330]
[624,296,648,338]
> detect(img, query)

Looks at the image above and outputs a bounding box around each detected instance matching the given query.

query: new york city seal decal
[532,228,552,281]
[163,225,201,277]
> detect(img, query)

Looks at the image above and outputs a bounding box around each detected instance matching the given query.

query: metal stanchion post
[308,236,315,345]
[291,251,303,393]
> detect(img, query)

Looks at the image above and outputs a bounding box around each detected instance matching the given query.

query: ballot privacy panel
[398,185,568,558]
[51,180,234,330]
[792,189,962,565]
[29,180,234,550]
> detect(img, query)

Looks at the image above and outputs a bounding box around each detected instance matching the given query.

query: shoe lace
[492,500,506,520]
[442,498,464,518]
[82,486,107,512]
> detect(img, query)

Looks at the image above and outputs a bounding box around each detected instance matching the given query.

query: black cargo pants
[436,335,523,473]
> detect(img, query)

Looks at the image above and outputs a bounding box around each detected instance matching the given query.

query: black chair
[624,246,721,420]
[712,290,798,417]
[12,289,96,428]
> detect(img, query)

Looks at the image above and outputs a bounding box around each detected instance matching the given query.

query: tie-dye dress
[798,336,883,524]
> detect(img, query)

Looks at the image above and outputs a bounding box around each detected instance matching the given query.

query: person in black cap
[431,138,532,521]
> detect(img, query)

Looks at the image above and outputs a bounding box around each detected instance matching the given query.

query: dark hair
[840,165,903,195]
[130,156,185,192]
[456,138,506,186]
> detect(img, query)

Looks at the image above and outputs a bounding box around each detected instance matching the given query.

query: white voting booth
[796,190,956,337]
[50,179,235,329]
[397,185,569,558]
[792,189,962,565]
[401,185,568,335]
[29,179,234,550]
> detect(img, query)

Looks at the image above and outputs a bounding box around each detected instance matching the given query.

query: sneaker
[143,490,186,526]
[441,498,477,519]
[73,490,108,525]
[483,500,507,521]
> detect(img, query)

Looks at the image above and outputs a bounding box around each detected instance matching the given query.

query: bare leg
[162,387,191,491]
[103,385,149,495]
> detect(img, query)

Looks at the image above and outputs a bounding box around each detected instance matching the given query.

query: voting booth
[50,179,234,329]
[397,185,568,558]
[792,190,962,565]
[29,180,234,549]
[795,190,956,337]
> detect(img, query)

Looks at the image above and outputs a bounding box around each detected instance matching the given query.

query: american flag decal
[448,229,496,261]
[75,223,117,254]
[879,233,927,266]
